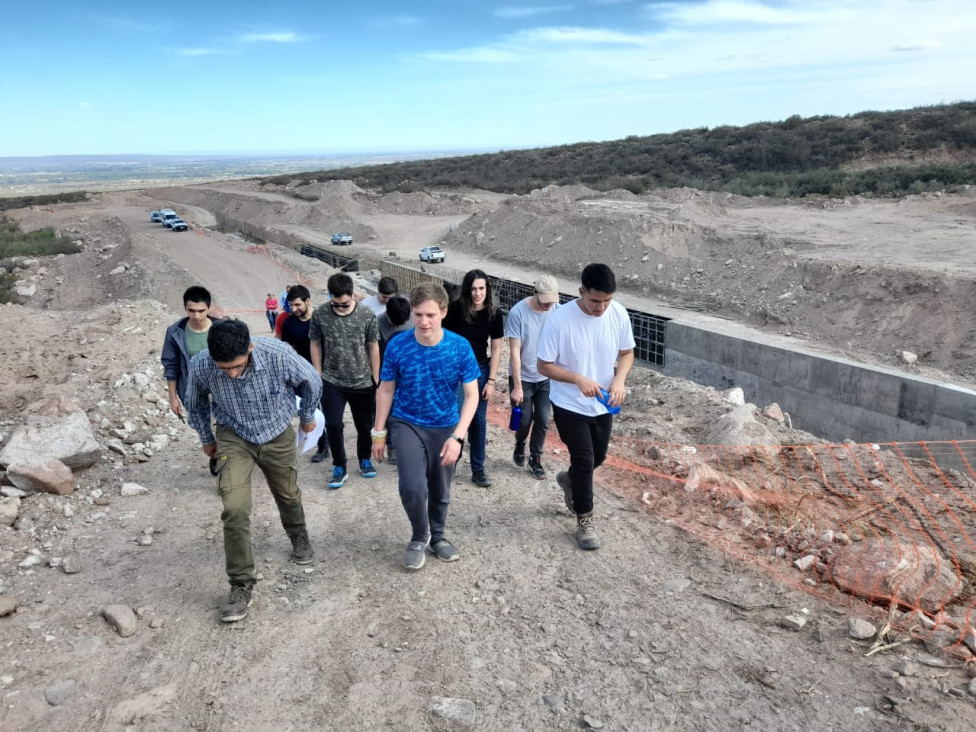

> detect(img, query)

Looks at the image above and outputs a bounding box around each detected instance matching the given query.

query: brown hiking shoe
[576,512,600,550]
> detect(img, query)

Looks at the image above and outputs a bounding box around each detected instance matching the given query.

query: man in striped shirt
[187,320,322,623]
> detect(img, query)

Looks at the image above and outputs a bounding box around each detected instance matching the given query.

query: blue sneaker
[360,459,377,478]
[328,466,348,489]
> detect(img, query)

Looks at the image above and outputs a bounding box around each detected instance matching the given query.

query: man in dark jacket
[161,286,223,418]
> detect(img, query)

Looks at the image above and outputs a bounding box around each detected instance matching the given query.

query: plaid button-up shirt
[187,337,322,446]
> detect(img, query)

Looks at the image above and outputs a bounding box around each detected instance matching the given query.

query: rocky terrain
[1,185,974,730]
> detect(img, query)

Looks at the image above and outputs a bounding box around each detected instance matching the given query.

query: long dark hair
[459,269,497,323]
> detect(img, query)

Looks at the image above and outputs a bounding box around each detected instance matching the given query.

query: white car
[420,246,446,263]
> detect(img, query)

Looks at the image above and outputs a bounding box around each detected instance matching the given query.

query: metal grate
[300,244,359,272]
[629,310,667,367]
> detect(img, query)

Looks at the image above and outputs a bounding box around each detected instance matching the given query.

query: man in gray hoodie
[160,285,223,418]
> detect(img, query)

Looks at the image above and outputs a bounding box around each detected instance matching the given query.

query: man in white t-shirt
[506,274,561,480]
[361,276,398,317]
[537,264,635,550]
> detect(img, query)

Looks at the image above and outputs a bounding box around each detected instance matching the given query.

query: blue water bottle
[596,388,621,415]
[509,406,522,431]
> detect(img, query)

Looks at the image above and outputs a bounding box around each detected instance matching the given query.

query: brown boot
[575,512,600,550]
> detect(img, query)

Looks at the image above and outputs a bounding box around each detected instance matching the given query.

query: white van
[159,209,178,227]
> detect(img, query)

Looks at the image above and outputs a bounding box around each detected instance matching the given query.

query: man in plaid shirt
[187,320,322,623]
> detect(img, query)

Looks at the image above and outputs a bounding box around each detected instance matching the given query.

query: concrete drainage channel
[663,320,976,444]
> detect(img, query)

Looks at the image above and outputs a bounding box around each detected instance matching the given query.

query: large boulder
[827,538,963,613]
[0,396,101,470]
[705,404,779,446]
[6,457,76,495]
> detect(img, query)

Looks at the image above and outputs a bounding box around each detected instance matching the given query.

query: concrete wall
[663,321,976,443]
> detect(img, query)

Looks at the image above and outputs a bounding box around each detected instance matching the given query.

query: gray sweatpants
[389,418,456,543]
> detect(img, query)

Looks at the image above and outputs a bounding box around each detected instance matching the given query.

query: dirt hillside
[1,189,974,731]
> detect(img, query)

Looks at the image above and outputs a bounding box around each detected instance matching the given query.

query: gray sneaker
[405,535,430,571]
[556,471,576,515]
[528,457,547,480]
[429,538,459,562]
[471,470,492,487]
[291,530,314,565]
[220,584,253,623]
[576,512,601,550]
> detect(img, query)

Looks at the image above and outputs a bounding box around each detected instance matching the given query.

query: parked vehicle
[419,245,446,263]
[331,232,353,245]
[170,218,189,232]
[160,210,178,227]
[150,211,162,223]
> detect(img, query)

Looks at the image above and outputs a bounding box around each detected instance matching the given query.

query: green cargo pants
[215,424,306,586]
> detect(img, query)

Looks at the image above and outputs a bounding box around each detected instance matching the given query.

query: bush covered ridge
[0,191,88,212]
[262,102,976,198]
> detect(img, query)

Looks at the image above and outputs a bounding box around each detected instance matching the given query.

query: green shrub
[0,191,88,212]
[0,272,19,305]
[0,216,82,258]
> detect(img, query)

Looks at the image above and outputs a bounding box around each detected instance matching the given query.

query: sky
[2,0,975,157]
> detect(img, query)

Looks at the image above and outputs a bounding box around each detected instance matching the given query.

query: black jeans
[508,377,552,460]
[321,380,375,468]
[551,404,613,515]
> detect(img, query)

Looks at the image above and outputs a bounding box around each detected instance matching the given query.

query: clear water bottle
[509,406,522,431]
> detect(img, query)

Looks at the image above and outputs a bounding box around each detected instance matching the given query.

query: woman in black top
[444,269,504,487]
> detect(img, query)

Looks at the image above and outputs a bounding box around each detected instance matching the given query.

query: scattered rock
[779,614,807,631]
[19,554,43,568]
[705,405,778,446]
[828,539,963,613]
[725,387,745,406]
[0,486,27,498]
[0,596,17,616]
[793,555,817,571]
[0,396,101,470]
[0,496,19,526]
[101,604,138,637]
[848,618,877,640]
[583,715,606,729]
[44,679,78,706]
[150,617,164,629]
[901,350,918,364]
[62,556,82,574]
[660,578,691,593]
[120,482,149,496]
[429,696,476,726]
[6,457,76,495]
[109,685,177,725]
[762,403,785,421]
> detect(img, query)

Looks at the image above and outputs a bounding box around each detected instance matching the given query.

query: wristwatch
[450,434,465,447]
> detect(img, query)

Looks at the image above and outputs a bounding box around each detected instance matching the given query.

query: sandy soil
[1,188,975,730]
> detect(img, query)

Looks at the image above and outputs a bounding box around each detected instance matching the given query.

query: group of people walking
[161,263,635,623]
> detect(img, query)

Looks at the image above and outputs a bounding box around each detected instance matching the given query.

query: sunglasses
[330,299,354,311]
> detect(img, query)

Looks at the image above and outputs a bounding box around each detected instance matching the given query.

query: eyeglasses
[330,300,354,311]
[216,354,251,374]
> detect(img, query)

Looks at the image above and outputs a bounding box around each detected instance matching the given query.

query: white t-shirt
[361,295,387,317]
[537,298,636,416]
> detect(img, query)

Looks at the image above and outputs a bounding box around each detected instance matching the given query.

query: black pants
[321,380,375,468]
[551,404,613,515]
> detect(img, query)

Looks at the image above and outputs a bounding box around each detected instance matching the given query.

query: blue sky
[2,0,974,156]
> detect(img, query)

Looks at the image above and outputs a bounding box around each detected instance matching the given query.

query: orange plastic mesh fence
[594,437,976,648]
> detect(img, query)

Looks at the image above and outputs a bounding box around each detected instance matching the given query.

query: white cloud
[495,6,572,19]
[239,31,300,43]
[178,48,222,57]
[516,26,647,44]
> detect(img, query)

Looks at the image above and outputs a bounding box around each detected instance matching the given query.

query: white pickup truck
[419,246,446,263]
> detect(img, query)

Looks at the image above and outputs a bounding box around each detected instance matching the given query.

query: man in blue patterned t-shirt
[372,282,480,571]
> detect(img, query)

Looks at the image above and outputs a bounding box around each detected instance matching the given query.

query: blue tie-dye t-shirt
[380,329,480,428]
